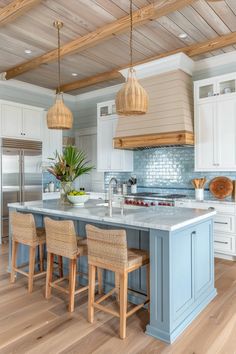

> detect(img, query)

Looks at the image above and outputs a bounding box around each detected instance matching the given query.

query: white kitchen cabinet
[194,73,236,171]
[1,103,22,138]
[42,112,62,166]
[0,100,43,140]
[76,127,104,192]
[175,200,236,260]
[97,101,133,172]
[23,108,42,140]
[195,73,236,102]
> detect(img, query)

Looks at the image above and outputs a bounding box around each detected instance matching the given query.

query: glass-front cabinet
[195,73,236,101]
[194,72,236,171]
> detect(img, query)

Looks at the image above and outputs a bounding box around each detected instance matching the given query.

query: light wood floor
[1,244,236,354]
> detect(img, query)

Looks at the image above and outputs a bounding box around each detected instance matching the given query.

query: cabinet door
[42,114,62,165]
[23,108,42,140]
[194,221,213,299]
[216,98,236,169]
[76,133,104,191]
[111,118,123,171]
[97,117,113,171]
[1,103,22,138]
[195,102,215,170]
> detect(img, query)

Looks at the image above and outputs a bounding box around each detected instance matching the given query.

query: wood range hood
[113,54,194,150]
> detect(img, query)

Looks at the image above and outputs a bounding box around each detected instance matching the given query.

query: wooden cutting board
[209,177,233,199]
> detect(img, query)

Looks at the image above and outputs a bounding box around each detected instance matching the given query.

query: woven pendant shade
[47,94,73,129]
[116,69,148,115]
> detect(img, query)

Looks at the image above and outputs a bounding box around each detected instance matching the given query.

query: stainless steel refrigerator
[1,138,42,243]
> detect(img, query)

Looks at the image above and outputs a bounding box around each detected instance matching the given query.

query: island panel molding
[5,0,195,80]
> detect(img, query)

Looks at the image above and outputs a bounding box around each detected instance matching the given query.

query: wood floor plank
[0,311,57,350]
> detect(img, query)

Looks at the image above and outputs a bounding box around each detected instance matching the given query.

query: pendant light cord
[129,0,133,70]
[57,24,61,94]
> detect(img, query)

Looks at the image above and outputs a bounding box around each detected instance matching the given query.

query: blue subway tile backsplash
[105,147,236,195]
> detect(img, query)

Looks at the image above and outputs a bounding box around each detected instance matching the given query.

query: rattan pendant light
[47,21,73,129]
[115,0,148,116]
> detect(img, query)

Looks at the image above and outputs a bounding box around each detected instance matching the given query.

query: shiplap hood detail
[114,53,194,149]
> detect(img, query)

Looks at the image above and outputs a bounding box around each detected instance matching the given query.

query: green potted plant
[47,145,93,203]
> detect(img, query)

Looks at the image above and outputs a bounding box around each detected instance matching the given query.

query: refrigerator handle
[19,150,22,204]
[22,150,25,203]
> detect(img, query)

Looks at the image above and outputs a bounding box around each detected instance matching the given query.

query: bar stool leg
[45,252,54,299]
[97,267,103,295]
[115,272,120,302]
[39,243,44,272]
[28,246,36,293]
[88,264,96,323]
[146,263,150,313]
[68,259,77,312]
[58,256,63,278]
[10,240,18,283]
[119,271,128,339]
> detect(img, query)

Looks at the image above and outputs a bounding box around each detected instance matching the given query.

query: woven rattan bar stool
[86,224,150,339]
[10,211,47,293]
[44,217,102,312]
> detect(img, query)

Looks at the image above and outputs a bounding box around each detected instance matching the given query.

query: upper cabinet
[194,73,236,171]
[195,73,236,101]
[0,100,43,140]
[97,100,133,172]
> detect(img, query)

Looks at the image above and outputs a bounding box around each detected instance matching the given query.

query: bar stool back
[86,224,150,339]
[45,217,89,312]
[10,211,46,293]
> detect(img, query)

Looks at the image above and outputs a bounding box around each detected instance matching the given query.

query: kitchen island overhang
[8,199,217,344]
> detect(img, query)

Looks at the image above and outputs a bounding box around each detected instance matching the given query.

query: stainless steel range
[124,192,186,207]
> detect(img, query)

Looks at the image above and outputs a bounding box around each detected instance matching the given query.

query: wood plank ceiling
[0,0,236,95]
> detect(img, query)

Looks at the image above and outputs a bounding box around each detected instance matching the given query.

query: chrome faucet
[108,177,118,217]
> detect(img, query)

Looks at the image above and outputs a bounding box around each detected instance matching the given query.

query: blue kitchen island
[8,199,216,344]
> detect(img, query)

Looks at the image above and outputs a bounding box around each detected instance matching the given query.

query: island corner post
[8,204,216,344]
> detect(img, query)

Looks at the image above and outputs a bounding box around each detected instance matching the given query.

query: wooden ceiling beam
[0,0,42,27]
[59,70,123,93]
[60,32,236,93]
[5,0,196,79]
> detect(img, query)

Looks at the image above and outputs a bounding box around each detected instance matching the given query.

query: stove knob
[145,203,149,207]
[159,202,163,206]
[151,202,156,206]
[140,201,145,206]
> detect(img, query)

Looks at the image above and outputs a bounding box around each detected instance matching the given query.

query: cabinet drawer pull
[208,207,215,210]
[214,221,228,225]
[215,240,228,244]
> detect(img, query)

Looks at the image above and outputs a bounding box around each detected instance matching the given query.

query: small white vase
[131,184,137,194]
[195,188,204,201]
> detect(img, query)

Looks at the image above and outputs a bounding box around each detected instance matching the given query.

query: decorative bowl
[67,194,89,206]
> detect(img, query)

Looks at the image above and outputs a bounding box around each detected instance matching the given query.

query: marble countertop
[8,199,216,232]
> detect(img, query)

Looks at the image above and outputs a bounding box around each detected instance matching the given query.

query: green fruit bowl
[67,193,89,206]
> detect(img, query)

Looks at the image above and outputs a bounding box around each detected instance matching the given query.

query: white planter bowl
[67,194,89,206]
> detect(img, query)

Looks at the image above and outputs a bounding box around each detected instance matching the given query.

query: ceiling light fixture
[24,49,32,54]
[47,21,73,130]
[115,0,148,116]
[71,73,78,77]
[178,33,188,39]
